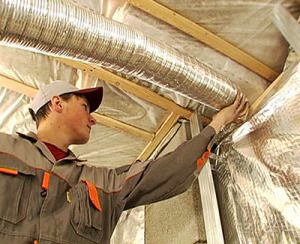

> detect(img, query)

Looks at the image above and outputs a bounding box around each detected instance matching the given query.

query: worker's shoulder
[0,131,19,141]
[0,132,41,174]
[0,132,35,151]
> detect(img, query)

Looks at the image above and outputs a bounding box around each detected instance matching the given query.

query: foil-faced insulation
[273,4,300,57]
[214,63,300,244]
[0,0,238,110]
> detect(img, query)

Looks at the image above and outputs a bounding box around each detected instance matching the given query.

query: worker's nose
[89,114,96,126]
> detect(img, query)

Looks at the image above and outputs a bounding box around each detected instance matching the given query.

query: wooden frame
[248,72,284,118]
[248,61,297,118]
[0,76,37,98]
[137,112,180,161]
[128,0,279,81]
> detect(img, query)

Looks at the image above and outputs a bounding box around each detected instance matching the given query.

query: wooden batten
[92,113,153,141]
[137,112,180,161]
[128,0,279,81]
[248,72,284,118]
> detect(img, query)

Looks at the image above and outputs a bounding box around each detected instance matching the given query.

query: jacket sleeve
[80,125,216,211]
[117,125,216,209]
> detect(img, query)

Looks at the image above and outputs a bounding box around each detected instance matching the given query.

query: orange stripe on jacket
[83,180,102,211]
[197,148,211,171]
[0,167,18,175]
[42,172,50,190]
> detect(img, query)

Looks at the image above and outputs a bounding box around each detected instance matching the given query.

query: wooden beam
[137,112,179,161]
[128,0,279,81]
[0,75,37,97]
[0,75,153,141]
[57,57,193,119]
[92,113,153,141]
[248,72,284,118]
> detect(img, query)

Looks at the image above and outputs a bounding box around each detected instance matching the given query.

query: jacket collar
[16,132,87,164]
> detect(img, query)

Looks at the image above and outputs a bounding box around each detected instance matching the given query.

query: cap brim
[74,87,103,113]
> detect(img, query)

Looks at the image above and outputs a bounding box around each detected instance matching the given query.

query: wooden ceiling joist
[92,113,153,141]
[0,76,37,98]
[0,75,153,141]
[128,0,279,81]
[248,72,284,118]
[138,112,180,161]
[57,58,193,119]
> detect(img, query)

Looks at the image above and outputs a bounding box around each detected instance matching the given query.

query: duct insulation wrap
[0,0,238,110]
[214,62,300,244]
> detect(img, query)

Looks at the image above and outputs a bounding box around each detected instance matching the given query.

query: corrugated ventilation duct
[0,0,238,110]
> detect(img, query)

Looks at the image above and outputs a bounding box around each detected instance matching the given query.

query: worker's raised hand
[209,90,249,133]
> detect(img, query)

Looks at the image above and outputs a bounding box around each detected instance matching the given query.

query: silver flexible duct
[214,63,300,244]
[0,0,237,109]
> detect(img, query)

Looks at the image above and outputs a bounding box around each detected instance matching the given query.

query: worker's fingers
[236,94,248,114]
[239,105,249,117]
[233,90,242,108]
[237,105,249,121]
[235,118,245,124]
[235,95,249,123]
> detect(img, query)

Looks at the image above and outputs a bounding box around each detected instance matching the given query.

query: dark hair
[34,93,75,127]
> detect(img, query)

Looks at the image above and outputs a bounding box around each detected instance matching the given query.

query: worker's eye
[82,104,89,111]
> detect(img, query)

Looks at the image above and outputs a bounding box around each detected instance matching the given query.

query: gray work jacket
[0,126,216,244]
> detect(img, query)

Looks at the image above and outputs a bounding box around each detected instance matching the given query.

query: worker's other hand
[209,90,249,133]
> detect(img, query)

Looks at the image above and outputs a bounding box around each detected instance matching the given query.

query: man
[0,80,248,244]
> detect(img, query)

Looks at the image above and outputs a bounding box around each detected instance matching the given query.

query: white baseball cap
[29,80,103,121]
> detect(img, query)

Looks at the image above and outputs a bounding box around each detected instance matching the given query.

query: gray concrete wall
[145,125,206,244]
[145,182,206,244]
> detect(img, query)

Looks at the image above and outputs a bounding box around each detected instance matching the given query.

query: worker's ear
[50,96,64,113]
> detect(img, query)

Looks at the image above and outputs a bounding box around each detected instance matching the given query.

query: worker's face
[61,95,96,144]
